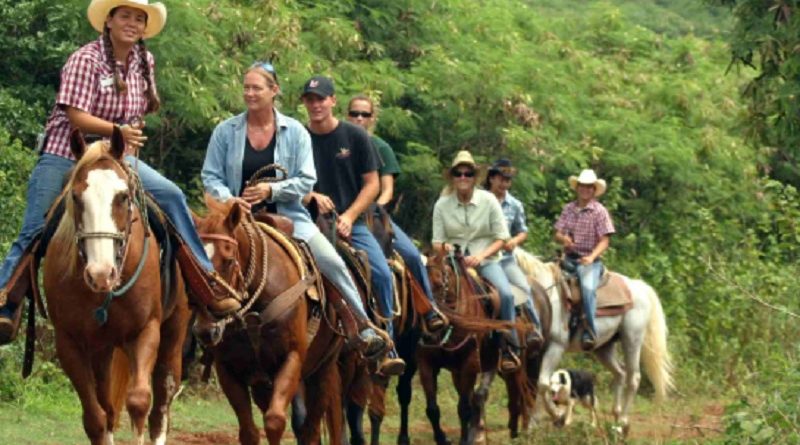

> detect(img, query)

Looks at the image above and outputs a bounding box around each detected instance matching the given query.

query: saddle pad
[596,272,632,310]
[565,271,633,317]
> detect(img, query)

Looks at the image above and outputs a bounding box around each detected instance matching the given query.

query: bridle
[73,158,144,289]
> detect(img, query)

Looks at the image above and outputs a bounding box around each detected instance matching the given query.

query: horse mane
[514,248,552,283]
[51,141,112,277]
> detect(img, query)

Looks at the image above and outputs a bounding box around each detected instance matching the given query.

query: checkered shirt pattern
[42,37,156,160]
[554,200,615,256]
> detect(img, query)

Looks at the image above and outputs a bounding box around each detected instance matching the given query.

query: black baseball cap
[301,75,335,98]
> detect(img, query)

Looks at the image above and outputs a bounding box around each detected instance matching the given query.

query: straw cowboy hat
[568,169,607,197]
[443,150,484,180]
[88,0,167,39]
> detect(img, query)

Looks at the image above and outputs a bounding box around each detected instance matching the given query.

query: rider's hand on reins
[311,192,336,214]
[336,213,353,238]
[118,124,147,155]
[242,183,271,204]
[463,255,482,268]
[231,197,252,211]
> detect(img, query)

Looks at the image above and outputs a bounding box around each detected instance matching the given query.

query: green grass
[0,351,726,444]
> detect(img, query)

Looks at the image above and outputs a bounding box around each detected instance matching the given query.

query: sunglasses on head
[452,170,475,178]
[348,110,373,118]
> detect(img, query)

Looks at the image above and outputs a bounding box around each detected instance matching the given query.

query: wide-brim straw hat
[88,0,167,39]
[568,169,607,197]
[443,150,483,180]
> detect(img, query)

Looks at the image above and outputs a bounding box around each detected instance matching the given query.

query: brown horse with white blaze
[43,128,190,445]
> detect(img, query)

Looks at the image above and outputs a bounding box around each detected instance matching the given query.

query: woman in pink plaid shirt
[0,0,240,343]
[554,169,615,350]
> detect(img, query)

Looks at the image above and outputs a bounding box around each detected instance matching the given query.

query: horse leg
[419,358,450,445]
[301,357,342,445]
[473,370,495,444]
[149,301,189,445]
[396,356,417,445]
[346,399,366,445]
[291,391,307,442]
[90,346,118,436]
[502,371,523,439]
[594,341,626,428]
[368,378,388,445]
[54,333,108,445]
[453,359,480,445]
[215,360,260,445]
[536,343,566,426]
[124,319,161,445]
[619,331,644,434]
[263,350,303,445]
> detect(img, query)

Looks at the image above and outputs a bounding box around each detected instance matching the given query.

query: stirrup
[499,348,521,374]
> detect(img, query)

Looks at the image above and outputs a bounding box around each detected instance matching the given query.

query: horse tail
[640,282,674,402]
[109,347,130,429]
[439,305,517,334]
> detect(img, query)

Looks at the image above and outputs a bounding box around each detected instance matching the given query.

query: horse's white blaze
[203,242,215,260]
[81,169,128,272]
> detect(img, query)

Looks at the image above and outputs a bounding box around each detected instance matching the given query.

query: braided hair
[102,8,160,113]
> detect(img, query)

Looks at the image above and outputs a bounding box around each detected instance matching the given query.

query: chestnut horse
[195,199,345,445]
[410,248,515,445]
[43,129,190,445]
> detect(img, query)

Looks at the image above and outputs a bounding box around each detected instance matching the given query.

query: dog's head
[548,369,572,404]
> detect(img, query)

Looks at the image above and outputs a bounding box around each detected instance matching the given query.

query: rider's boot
[378,348,406,377]
[424,309,447,333]
[522,302,544,349]
[581,312,598,351]
[176,243,241,315]
[0,252,36,345]
[499,336,521,374]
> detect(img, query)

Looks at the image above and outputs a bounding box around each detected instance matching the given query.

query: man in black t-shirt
[301,75,405,376]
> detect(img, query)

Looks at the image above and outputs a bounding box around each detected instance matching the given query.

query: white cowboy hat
[450,150,477,169]
[88,0,167,39]
[568,169,607,197]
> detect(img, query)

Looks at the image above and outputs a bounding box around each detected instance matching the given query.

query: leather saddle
[560,266,633,317]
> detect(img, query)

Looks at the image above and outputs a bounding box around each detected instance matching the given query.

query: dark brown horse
[43,129,190,445]
[195,199,345,445]
[368,248,510,445]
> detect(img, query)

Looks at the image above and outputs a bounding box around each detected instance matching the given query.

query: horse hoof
[397,436,410,445]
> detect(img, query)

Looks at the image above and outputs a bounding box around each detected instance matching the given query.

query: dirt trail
[121,402,724,444]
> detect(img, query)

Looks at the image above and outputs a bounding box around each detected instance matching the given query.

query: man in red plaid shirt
[554,169,615,350]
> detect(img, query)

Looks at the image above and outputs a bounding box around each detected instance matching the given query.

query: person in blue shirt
[201,62,390,363]
[484,159,543,347]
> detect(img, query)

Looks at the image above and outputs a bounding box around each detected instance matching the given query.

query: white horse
[514,249,674,433]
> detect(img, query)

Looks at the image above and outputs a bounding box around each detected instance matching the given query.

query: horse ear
[70,129,86,160]
[225,202,243,231]
[109,125,125,159]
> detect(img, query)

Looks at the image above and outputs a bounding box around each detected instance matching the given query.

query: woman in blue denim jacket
[201,62,389,362]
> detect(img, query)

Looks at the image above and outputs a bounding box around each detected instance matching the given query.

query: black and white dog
[548,368,598,427]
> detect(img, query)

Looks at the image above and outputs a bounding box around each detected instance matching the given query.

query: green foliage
[0,0,798,439]
[709,0,800,187]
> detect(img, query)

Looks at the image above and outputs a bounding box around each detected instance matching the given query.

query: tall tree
[712,0,800,185]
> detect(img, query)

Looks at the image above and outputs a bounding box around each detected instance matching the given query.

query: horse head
[59,127,134,293]
[196,196,248,295]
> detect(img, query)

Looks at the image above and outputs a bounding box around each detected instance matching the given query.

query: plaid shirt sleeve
[56,52,98,113]
[489,197,511,241]
[594,205,616,237]
[511,200,528,234]
[554,204,570,232]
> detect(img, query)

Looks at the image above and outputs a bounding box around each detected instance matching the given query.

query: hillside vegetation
[0,0,797,442]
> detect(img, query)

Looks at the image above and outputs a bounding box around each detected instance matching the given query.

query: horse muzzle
[84,262,120,293]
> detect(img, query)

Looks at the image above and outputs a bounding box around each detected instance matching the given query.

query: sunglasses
[250,61,279,83]
[348,110,373,118]
[452,170,475,178]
